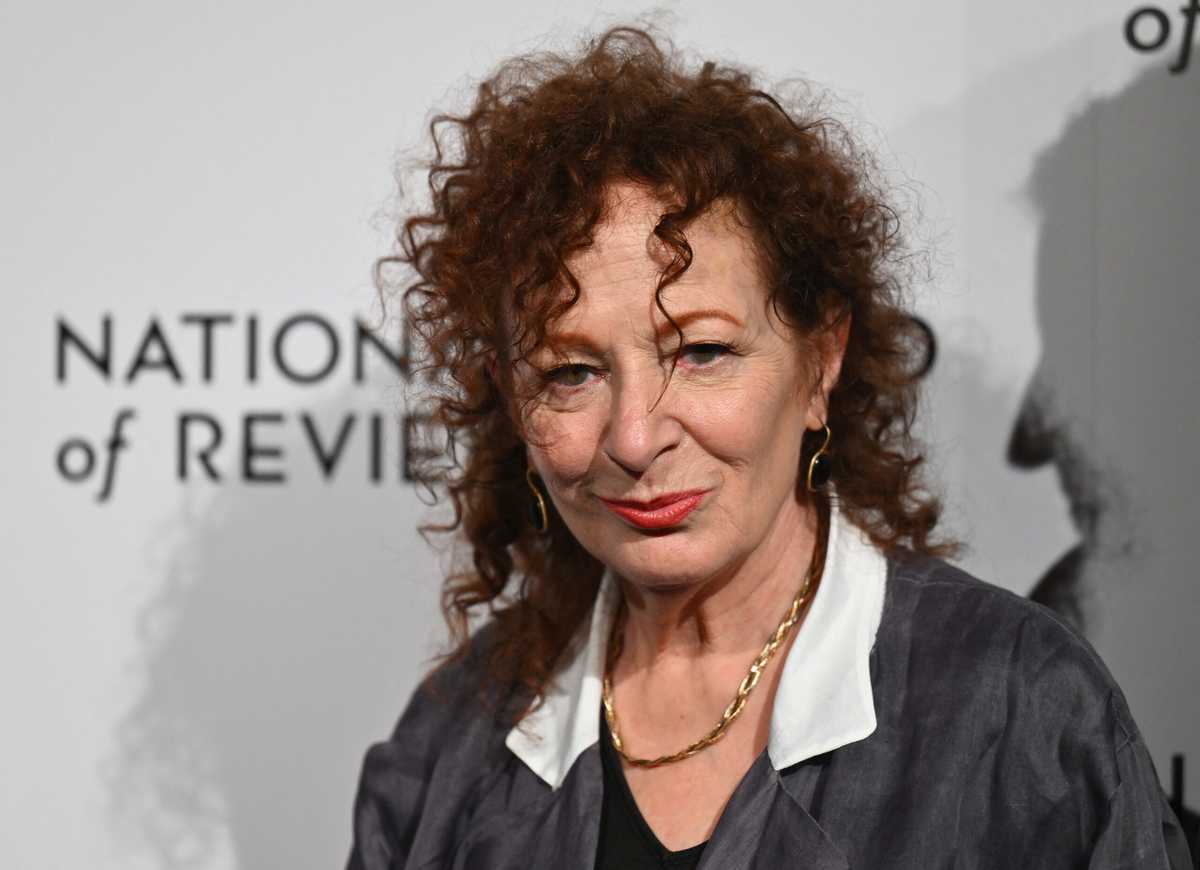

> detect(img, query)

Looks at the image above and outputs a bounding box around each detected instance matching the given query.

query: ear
[806,310,852,430]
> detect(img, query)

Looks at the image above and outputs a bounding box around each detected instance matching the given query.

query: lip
[599,490,709,530]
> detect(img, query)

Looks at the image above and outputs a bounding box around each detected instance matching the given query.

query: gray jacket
[346,546,1193,869]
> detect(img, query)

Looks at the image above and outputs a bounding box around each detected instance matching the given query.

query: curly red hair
[377,22,951,721]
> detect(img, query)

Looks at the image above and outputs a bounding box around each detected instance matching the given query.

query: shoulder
[884,551,1120,683]
[879,550,1139,764]
[377,617,515,761]
[872,553,1193,866]
[347,619,519,869]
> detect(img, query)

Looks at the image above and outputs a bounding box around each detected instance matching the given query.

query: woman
[347,24,1192,870]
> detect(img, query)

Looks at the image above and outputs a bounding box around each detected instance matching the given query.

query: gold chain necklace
[601,507,829,768]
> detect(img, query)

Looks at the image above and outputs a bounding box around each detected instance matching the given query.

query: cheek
[527,406,604,483]
[682,370,808,458]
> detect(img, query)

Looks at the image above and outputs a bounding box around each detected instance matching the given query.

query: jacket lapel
[449,745,604,869]
[698,754,849,870]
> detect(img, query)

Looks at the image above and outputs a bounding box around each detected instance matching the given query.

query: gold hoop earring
[526,466,550,533]
[805,424,833,492]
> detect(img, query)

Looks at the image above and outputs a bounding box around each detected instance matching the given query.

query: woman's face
[516,182,844,590]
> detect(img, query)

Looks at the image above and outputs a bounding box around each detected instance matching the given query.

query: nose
[1007,368,1055,469]
[601,365,683,476]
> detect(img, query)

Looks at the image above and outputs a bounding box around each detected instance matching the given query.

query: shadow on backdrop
[1008,59,1200,855]
[107,384,447,869]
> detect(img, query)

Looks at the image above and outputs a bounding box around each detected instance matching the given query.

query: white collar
[504,504,888,789]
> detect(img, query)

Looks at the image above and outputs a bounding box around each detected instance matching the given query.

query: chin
[601,536,723,588]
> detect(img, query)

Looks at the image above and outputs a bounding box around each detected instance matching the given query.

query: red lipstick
[599,490,709,530]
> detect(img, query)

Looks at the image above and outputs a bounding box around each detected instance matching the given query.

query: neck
[612,493,825,672]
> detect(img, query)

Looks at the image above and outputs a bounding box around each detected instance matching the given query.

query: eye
[542,363,596,389]
[678,342,736,367]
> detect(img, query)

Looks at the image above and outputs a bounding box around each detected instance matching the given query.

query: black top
[596,702,708,868]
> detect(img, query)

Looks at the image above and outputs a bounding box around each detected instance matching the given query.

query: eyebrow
[544,308,745,352]
[540,332,602,355]
[652,307,744,338]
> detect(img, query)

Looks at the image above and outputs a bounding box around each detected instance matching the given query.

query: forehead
[552,183,769,327]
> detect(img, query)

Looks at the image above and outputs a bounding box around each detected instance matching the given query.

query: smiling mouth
[598,490,709,529]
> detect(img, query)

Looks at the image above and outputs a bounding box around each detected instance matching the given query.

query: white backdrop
[3,1,1196,867]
